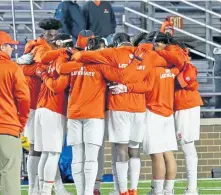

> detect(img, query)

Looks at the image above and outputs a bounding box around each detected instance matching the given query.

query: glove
[109,84,128,95]
[36,66,47,78]
[17,53,34,65]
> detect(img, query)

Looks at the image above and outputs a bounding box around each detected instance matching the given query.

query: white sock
[42,182,53,195]
[129,158,141,190]
[27,156,40,193]
[182,142,198,190]
[72,162,85,195]
[38,152,48,191]
[84,161,98,195]
[152,180,164,193]
[43,152,60,193]
[116,161,128,193]
[54,167,66,192]
[164,180,175,192]
[84,143,100,195]
[72,144,85,195]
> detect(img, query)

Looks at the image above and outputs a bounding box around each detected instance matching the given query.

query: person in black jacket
[83,0,116,38]
[55,1,85,44]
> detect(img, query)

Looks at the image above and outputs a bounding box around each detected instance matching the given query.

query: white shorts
[24,109,35,144]
[108,110,146,143]
[67,118,105,146]
[34,108,66,153]
[175,106,200,144]
[143,109,178,155]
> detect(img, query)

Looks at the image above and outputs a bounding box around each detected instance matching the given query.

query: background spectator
[83,0,116,38]
[55,0,85,44]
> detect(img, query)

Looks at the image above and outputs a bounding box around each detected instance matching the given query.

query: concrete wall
[103,119,221,180]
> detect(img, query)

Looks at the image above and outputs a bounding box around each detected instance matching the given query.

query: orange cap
[0,31,19,45]
[177,63,197,88]
[75,30,94,49]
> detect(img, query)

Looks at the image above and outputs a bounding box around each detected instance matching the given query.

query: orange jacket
[0,51,30,137]
[21,38,52,109]
[73,44,167,113]
[36,50,70,116]
[156,45,203,110]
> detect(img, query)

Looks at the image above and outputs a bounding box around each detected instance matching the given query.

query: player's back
[146,67,179,117]
[68,65,107,119]
[107,46,146,113]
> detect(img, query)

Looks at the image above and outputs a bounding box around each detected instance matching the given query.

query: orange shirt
[73,44,167,113]
[37,50,70,116]
[21,38,52,110]
[156,45,203,111]
[0,51,30,137]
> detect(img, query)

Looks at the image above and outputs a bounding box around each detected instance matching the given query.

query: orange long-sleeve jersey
[0,51,30,137]
[156,45,203,111]
[36,50,70,116]
[73,44,167,113]
[21,38,52,110]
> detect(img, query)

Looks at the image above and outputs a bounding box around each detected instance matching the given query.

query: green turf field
[13,179,221,195]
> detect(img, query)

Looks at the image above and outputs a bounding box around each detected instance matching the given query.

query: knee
[150,153,164,162]
[181,142,198,157]
[115,143,128,162]
[128,141,140,158]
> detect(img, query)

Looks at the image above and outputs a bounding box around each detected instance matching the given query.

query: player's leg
[39,110,64,195]
[143,109,167,195]
[38,151,48,192]
[128,112,146,195]
[27,109,41,194]
[94,139,105,195]
[115,143,129,195]
[83,118,105,195]
[175,107,200,195]
[163,115,178,195]
[108,111,132,195]
[68,119,84,195]
[128,141,140,195]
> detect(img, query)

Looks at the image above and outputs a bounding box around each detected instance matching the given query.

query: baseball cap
[177,62,197,88]
[75,30,94,49]
[0,31,19,45]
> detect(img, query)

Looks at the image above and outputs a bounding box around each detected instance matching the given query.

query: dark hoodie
[83,1,116,37]
[55,1,85,42]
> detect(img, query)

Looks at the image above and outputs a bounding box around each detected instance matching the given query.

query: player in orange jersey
[17,18,62,195]
[33,33,74,195]
[155,37,203,195]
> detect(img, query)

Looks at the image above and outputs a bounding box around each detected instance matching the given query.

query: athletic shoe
[147,187,164,195]
[184,188,199,195]
[94,189,101,195]
[109,190,120,195]
[128,189,138,195]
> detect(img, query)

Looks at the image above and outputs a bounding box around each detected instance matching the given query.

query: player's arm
[73,48,118,66]
[40,49,67,64]
[125,68,156,93]
[156,48,185,70]
[42,74,70,93]
[14,67,31,130]
[21,64,39,76]
[56,61,83,74]
[185,80,199,91]
[34,45,51,63]
[99,64,124,83]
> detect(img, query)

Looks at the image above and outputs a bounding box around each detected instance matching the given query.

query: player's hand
[109,84,128,95]
[36,66,47,78]
[17,53,34,65]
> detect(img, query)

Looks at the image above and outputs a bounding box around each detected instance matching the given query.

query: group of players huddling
[19,18,203,195]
